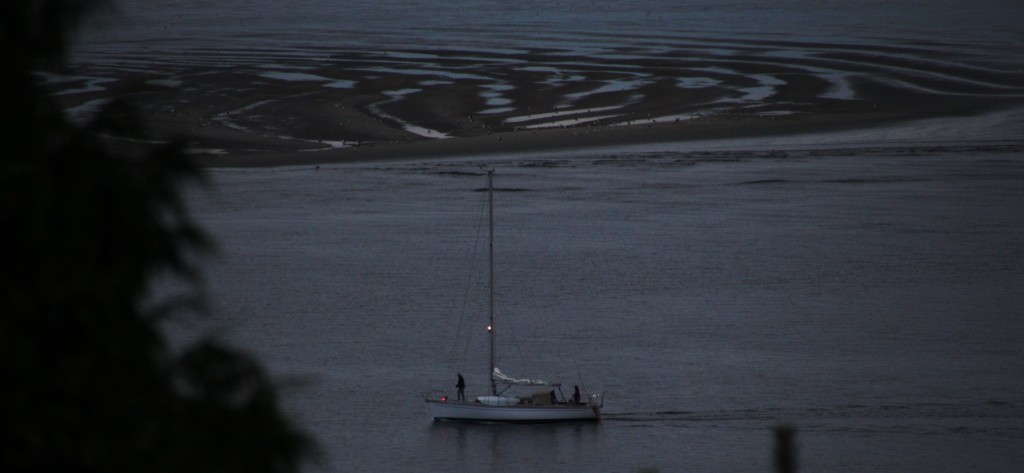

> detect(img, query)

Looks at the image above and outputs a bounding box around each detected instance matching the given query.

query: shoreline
[193,110,931,167]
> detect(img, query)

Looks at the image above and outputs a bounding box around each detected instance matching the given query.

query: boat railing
[423,390,449,402]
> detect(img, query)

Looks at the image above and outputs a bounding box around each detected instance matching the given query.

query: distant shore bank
[51,42,1022,167]
[193,109,938,167]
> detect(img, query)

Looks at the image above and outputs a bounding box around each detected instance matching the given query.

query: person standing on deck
[456,373,466,401]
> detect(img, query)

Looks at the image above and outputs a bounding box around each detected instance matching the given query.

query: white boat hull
[426,399,601,422]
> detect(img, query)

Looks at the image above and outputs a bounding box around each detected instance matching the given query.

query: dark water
[176,130,1024,471]
[109,1,1024,470]
[84,0,1023,56]
[73,0,1024,99]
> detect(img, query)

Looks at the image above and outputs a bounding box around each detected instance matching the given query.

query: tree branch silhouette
[2,2,315,471]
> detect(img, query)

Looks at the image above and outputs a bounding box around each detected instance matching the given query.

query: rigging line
[450,185,489,374]
[493,202,528,377]
[573,357,589,396]
[488,177,535,379]
[498,203,535,378]
[502,304,527,374]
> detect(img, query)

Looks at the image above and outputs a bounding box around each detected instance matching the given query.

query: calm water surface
[122,1,1024,470]
[178,132,1024,472]
[79,0,1023,66]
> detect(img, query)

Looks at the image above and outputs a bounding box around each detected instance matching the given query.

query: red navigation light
[441,396,447,402]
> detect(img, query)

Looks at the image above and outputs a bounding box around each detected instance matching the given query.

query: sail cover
[492,368,559,386]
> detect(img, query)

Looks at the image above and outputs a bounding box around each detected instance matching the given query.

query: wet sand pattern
[50,37,1024,161]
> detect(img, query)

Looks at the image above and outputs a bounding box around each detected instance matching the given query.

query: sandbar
[50,44,1022,167]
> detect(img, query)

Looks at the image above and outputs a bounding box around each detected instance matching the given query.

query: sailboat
[424,170,603,422]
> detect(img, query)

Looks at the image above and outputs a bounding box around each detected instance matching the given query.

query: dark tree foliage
[2,1,314,472]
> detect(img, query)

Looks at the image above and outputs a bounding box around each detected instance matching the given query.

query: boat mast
[487,170,496,396]
[485,169,497,395]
